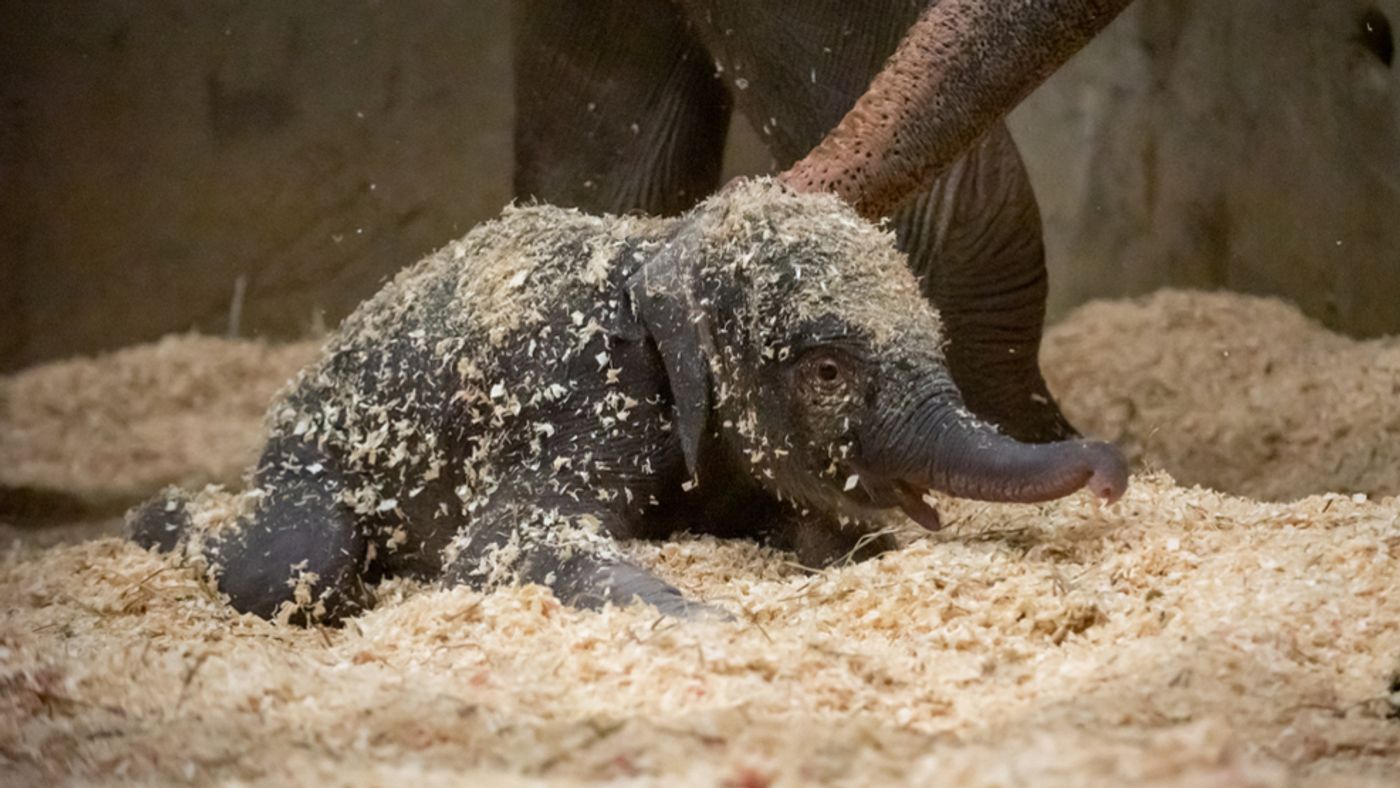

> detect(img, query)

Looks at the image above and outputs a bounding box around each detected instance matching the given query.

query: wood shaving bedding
[1,476,1397,785]
[0,335,317,506]
[1044,289,1400,501]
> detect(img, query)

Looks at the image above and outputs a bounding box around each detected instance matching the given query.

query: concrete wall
[1012,0,1400,335]
[2,0,1398,370]
[0,0,514,369]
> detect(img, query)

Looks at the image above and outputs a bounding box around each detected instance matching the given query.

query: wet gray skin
[128,181,1126,625]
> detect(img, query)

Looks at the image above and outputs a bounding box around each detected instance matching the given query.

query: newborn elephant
[130,181,1126,624]
[129,1,1130,625]
[516,0,1136,444]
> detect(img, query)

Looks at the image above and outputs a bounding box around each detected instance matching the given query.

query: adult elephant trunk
[781,0,1135,219]
[862,388,1128,508]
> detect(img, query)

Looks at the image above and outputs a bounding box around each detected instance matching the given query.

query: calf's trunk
[865,393,1128,505]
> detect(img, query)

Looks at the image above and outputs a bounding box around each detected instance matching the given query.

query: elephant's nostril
[1356,7,1394,67]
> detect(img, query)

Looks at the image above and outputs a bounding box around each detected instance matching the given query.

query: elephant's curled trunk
[865,394,1128,513]
[916,425,1127,505]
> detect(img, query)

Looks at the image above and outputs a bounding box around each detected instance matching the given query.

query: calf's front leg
[441,485,730,620]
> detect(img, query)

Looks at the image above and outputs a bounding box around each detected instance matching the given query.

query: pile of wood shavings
[1043,289,1400,501]
[2,476,1397,785]
[0,335,317,505]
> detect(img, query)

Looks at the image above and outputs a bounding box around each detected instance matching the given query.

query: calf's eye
[798,352,851,392]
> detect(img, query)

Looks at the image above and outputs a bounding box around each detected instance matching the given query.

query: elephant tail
[126,487,197,553]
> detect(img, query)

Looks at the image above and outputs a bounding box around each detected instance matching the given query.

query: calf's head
[630,181,1125,529]
[630,0,1134,526]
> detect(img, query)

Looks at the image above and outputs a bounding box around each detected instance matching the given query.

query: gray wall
[2,0,1398,371]
[1,0,514,368]
[1014,0,1400,335]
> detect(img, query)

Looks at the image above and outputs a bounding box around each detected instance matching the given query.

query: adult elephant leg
[513,0,731,215]
[894,125,1076,443]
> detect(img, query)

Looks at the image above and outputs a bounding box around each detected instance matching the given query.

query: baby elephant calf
[129,181,1126,624]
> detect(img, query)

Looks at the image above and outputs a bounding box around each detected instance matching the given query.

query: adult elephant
[513,0,1133,444]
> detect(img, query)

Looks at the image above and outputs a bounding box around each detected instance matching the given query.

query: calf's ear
[626,222,714,481]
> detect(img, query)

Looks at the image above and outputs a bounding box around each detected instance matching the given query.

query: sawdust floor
[2,290,1398,786]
